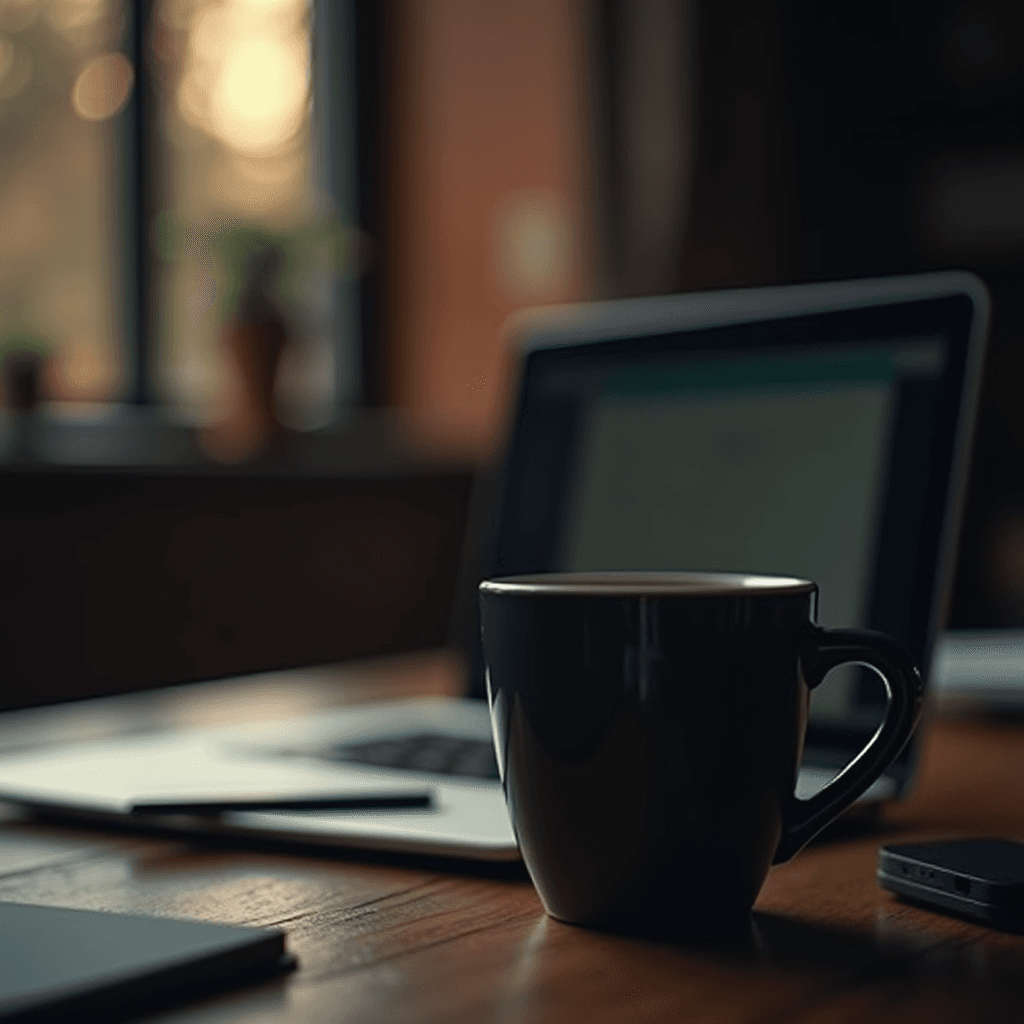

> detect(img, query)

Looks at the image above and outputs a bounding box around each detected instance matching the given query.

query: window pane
[150,0,346,431]
[0,0,131,403]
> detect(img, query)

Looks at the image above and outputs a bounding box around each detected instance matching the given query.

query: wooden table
[2,651,1023,1023]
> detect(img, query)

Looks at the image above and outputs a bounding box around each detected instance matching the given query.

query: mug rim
[479,571,816,597]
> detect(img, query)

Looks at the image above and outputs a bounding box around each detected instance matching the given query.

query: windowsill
[0,405,472,476]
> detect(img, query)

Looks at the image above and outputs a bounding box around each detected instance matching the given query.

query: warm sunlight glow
[59,333,116,398]
[189,3,230,68]
[155,0,320,420]
[237,0,299,15]
[210,32,308,154]
[176,69,206,129]
[72,51,133,120]
[175,0,310,156]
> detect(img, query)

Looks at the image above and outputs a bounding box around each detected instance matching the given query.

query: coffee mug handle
[772,627,925,864]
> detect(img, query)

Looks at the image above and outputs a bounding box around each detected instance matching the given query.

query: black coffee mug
[479,572,923,933]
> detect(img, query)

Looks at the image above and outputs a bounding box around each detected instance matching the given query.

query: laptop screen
[486,290,980,781]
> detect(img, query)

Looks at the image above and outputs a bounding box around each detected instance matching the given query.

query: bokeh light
[210,32,307,154]
[47,0,106,34]
[154,0,323,424]
[47,0,121,52]
[176,0,310,157]
[72,51,133,120]
[59,332,117,397]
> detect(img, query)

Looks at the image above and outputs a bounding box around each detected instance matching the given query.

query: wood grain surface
[2,652,1023,1023]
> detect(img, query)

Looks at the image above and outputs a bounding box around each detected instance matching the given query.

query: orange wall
[389,0,591,458]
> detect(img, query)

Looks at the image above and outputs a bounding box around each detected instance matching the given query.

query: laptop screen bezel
[473,275,987,795]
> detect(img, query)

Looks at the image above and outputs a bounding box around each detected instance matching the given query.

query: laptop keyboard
[321,734,501,781]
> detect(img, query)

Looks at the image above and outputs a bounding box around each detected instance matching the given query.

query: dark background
[5,0,1024,712]
[594,0,1024,629]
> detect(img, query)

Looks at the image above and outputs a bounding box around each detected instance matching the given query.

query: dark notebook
[0,901,294,1022]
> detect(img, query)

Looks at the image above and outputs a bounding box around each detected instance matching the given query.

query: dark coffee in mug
[479,572,922,933]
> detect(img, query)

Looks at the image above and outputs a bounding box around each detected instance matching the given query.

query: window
[0,0,358,433]
[0,0,132,403]
[149,0,355,429]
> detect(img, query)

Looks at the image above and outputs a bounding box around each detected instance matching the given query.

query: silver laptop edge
[509,271,989,352]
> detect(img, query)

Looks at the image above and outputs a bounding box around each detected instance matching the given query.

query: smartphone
[877,838,1024,930]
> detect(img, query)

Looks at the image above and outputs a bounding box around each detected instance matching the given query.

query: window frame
[122,0,390,415]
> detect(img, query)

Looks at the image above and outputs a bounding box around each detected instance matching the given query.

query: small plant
[0,328,52,411]
[152,212,367,321]
[0,328,52,360]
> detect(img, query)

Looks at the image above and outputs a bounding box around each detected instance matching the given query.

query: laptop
[0,271,988,861]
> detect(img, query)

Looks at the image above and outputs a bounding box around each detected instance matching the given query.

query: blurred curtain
[588,0,792,297]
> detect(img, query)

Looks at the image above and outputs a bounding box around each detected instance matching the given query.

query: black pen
[130,791,433,814]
